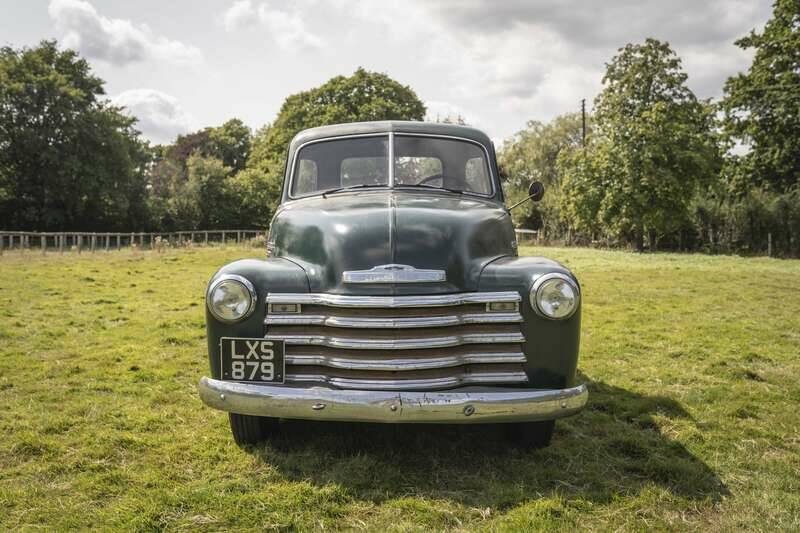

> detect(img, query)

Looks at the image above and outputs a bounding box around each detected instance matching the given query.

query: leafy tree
[209,118,251,172]
[562,39,719,250]
[145,119,252,229]
[499,113,587,234]
[245,68,426,221]
[720,0,800,192]
[0,40,149,231]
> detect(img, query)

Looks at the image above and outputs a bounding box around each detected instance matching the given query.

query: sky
[0,0,773,145]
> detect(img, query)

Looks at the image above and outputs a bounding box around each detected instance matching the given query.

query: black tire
[228,413,279,446]
[506,420,555,449]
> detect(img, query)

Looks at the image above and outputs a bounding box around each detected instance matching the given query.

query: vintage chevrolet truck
[199,121,587,448]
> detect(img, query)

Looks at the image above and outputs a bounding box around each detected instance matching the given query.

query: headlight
[531,273,579,320]
[206,274,256,323]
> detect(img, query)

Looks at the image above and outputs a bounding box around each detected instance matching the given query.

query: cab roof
[288,121,494,152]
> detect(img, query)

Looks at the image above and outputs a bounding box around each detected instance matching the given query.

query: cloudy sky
[1,0,773,144]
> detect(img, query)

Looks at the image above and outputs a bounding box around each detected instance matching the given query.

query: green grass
[1,246,799,531]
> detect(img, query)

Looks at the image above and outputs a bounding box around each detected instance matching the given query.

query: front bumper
[198,377,588,423]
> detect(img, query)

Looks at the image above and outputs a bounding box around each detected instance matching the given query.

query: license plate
[219,337,285,383]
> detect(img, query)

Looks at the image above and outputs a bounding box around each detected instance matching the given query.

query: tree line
[1,0,797,256]
[501,0,799,256]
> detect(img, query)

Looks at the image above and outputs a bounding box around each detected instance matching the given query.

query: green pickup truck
[199,121,587,449]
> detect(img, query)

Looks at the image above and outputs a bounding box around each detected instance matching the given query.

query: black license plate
[220,337,285,383]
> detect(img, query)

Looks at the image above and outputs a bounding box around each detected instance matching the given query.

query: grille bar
[285,345,526,371]
[266,311,522,329]
[285,368,528,391]
[266,291,521,308]
[265,330,525,350]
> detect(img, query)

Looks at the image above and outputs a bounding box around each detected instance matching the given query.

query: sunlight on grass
[1,246,798,530]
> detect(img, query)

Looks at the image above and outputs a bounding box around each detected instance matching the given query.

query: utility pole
[581,98,586,148]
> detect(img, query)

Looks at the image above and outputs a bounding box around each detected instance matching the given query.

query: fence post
[222,231,226,245]
[204,231,208,245]
[59,234,64,254]
[90,234,96,253]
[41,234,46,255]
[77,235,82,254]
[0,233,4,255]
[768,232,772,258]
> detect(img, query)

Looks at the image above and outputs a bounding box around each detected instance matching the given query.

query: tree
[0,40,149,231]
[720,0,800,192]
[244,68,426,222]
[499,113,587,234]
[209,118,251,172]
[562,39,719,250]
[144,119,252,230]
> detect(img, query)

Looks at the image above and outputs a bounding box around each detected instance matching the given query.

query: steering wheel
[416,173,444,186]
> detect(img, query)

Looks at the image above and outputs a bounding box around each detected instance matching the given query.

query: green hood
[270,190,516,294]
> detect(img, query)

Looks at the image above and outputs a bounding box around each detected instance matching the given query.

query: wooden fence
[0,230,264,255]
[0,229,540,256]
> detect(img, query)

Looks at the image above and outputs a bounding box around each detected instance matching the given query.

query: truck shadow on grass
[250,373,728,508]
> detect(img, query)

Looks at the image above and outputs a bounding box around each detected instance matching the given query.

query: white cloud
[221,1,323,50]
[112,89,193,144]
[223,0,257,31]
[48,0,202,66]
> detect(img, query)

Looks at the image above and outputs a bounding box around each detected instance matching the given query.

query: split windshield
[291,135,493,197]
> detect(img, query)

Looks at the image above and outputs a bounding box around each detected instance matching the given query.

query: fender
[205,258,308,378]
[479,256,581,389]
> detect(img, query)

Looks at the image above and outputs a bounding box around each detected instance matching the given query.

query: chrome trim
[342,263,446,284]
[530,273,581,320]
[206,274,257,323]
[266,291,521,308]
[198,377,589,424]
[286,132,498,201]
[286,370,528,391]
[265,331,525,350]
[285,349,526,371]
[266,312,522,329]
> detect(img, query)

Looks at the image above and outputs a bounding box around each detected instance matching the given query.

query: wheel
[506,420,555,449]
[228,413,279,446]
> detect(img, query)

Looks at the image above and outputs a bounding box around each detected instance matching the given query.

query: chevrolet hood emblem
[343,264,446,284]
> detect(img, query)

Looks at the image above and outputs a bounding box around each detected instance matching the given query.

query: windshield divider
[388,131,395,188]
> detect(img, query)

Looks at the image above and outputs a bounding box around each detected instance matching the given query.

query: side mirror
[528,181,545,202]
[507,181,545,212]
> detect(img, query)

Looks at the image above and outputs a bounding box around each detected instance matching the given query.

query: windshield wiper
[403,183,465,195]
[320,183,385,198]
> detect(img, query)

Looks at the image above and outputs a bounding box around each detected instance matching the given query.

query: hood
[270,190,516,294]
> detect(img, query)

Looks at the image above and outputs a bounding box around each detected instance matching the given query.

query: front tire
[228,413,279,446]
[506,420,555,449]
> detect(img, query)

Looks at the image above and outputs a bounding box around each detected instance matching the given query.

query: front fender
[479,256,581,389]
[205,258,309,378]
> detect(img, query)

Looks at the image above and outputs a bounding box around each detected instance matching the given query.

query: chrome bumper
[198,377,588,424]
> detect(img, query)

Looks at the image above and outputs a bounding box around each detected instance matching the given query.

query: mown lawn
[1,245,798,531]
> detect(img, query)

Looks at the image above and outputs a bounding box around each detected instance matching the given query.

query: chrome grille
[265,292,528,391]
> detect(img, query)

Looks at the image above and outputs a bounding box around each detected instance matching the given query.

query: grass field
[1,246,799,531]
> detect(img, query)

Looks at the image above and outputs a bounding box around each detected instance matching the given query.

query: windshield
[291,135,493,197]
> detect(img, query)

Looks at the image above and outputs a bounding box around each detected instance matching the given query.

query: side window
[465,157,491,195]
[294,160,318,195]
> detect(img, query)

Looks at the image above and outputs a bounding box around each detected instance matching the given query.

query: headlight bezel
[530,272,580,320]
[206,274,257,323]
